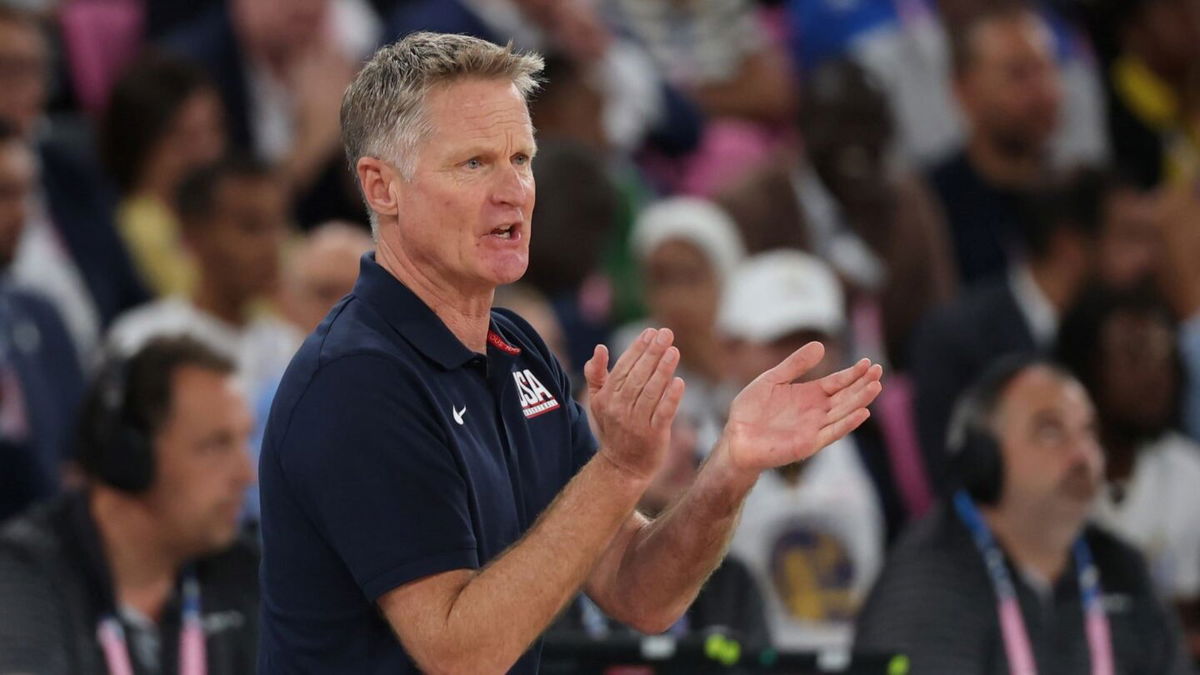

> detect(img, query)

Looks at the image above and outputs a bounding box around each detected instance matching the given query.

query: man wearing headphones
[0,336,259,674]
[854,356,1192,673]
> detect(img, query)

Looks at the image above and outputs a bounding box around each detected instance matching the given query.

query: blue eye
[513,154,530,166]
[465,158,483,169]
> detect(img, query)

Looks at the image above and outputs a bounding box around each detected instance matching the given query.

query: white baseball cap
[718,250,845,343]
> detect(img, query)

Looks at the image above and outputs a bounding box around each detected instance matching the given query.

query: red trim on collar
[487,330,521,355]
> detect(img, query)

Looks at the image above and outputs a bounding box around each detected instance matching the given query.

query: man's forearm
[592,439,759,631]
[393,450,648,673]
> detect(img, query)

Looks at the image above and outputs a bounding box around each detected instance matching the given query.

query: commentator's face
[146,367,255,557]
[995,367,1104,519]
[393,78,536,292]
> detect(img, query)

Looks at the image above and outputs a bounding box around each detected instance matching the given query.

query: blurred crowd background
[1,0,1199,670]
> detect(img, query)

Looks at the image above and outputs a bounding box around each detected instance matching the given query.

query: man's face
[804,75,894,217]
[145,367,255,556]
[1096,310,1177,438]
[1097,188,1161,289]
[957,13,1062,159]
[192,175,287,304]
[284,230,368,333]
[147,89,227,196]
[385,78,537,293]
[644,239,719,336]
[233,0,328,60]
[1130,0,1200,79]
[0,139,34,268]
[994,368,1104,518]
[0,18,47,137]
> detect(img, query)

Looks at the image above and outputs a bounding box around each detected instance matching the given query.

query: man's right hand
[583,328,686,481]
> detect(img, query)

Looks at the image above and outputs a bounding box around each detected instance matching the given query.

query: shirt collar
[351,253,522,370]
[1008,263,1058,348]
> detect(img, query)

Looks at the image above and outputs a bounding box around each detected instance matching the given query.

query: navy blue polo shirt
[257,253,598,674]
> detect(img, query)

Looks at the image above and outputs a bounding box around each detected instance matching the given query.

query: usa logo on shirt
[513,369,560,419]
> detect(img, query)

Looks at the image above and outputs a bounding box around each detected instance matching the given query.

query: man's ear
[357,157,401,219]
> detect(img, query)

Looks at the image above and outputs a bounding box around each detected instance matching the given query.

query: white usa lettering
[513,369,560,418]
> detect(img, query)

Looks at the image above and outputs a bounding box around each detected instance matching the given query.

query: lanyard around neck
[953,491,1113,675]
[96,572,206,675]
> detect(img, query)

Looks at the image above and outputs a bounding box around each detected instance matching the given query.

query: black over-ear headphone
[77,353,156,494]
[946,354,1052,506]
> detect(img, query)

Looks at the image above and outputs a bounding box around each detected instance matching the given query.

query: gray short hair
[341,32,544,233]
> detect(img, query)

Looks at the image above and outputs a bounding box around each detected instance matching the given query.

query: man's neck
[1027,258,1079,313]
[192,277,249,327]
[982,503,1080,583]
[377,238,493,353]
[966,135,1046,191]
[90,489,183,622]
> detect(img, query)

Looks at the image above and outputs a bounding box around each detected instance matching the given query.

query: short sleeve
[277,354,478,600]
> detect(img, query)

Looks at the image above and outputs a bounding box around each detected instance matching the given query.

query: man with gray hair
[257,31,882,673]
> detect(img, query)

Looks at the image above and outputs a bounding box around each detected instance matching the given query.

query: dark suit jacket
[909,278,1037,494]
[162,7,367,228]
[0,284,85,522]
[39,138,148,329]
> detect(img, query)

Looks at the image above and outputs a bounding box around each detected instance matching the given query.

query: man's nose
[491,163,530,207]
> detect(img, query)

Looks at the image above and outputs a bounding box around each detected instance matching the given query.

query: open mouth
[489,224,518,240]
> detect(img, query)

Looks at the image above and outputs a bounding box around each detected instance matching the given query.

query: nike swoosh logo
[453,406,467,425]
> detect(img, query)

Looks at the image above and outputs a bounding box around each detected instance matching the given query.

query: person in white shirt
[1055,284,1200,649]
[722,250,885,651]
[107,156,301,520]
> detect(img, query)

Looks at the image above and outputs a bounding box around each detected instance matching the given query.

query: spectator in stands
[1093,173,1162,289]
[722,251,886,651]
[163,0,380,227]
[99,53,227,299]
[279,220,372,335]
[927,3,1063,284]
[0,5,147,363]
[1055,286,1200,650]
[0,119,84,523]
[106,157,300,520]
[522,139,622,368]
[550,411,770,648]
[617,196,745,450]
[493,283,571,373]
[1102,0,1200,187]
[1155,183,1200,444]
[789,0,1107,169]
[607,0,796,125]
[910,169,1105,492]
[386,0,703,159]
[528,56,610,155]
[855,357,1193,673]
[0,336,259,674]
[718,58,958,369]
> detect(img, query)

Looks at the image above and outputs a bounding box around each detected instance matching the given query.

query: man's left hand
[723,342,883,473]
